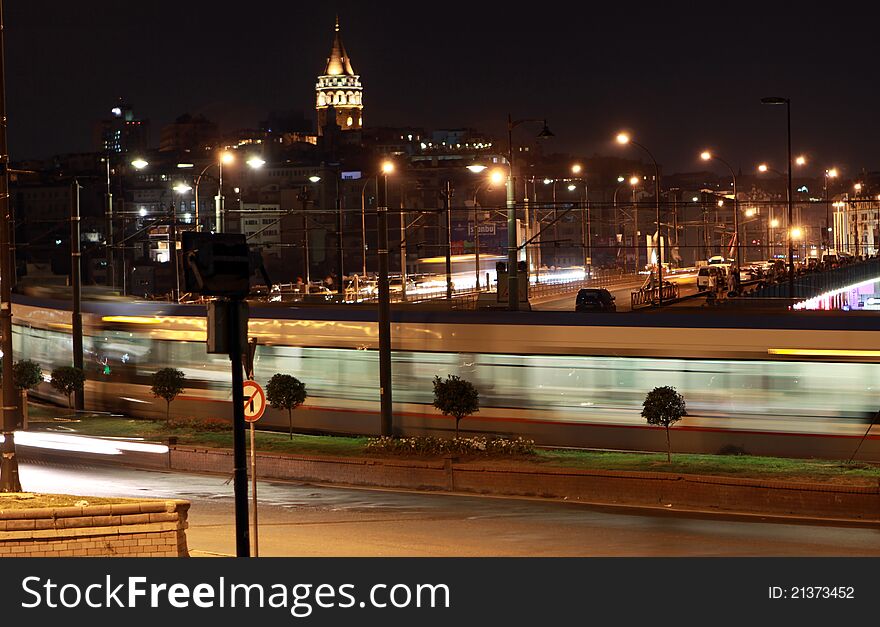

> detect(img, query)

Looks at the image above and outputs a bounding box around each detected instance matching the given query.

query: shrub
[50,366,85,409]
[266,374,307,439]
[641,386,687,462]
[164,416,231,432]
[13,360,43,391]
[365,436,534,457]
[432,375,480,436]
[151,368,186,420]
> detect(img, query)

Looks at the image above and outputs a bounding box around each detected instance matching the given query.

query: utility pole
[377,166,392,436]
[105,156,114,288]
[71,180,84,411]
[399,184,407,302]
[0,0,20,493]
[336,169,344,295]
[445,179,453,300]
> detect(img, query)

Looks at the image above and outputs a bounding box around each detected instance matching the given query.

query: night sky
[6,1,879,175]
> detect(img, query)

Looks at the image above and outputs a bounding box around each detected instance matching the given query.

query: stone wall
[0,500,190,557]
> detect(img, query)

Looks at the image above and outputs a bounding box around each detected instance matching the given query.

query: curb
[167,445,880,526]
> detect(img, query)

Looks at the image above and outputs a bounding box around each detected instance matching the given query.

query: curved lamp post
[617,132,664,304]
[700,151,740,267]
[506,115,554,311]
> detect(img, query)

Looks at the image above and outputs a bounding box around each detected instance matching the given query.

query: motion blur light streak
[1,432,167,455]
[768,349,880,358]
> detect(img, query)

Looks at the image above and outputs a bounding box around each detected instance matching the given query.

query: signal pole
[0,0,21,492]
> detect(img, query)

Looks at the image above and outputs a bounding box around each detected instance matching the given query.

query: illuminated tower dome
[316,17,363,135]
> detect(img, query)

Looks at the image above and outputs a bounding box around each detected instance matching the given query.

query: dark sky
[6,1,880,175]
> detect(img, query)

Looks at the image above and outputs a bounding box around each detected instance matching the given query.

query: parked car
[575,288,616,312]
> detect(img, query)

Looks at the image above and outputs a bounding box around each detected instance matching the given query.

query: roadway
[18,460,880,557]
[534,271,699,312]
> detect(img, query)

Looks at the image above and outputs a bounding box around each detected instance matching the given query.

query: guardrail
[631,283,680,309]
[745,257,880,300]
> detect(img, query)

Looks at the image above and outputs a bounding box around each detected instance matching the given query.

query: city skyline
[6,1,880,175]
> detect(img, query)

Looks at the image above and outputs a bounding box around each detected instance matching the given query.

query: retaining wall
[0,499,190,557]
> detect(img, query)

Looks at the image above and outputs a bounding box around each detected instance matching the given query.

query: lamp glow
[700,151,712,161]
[466,164,487,173]
[381,161,395,175]
[571,164,583,175]
[489,169,506,186]
[616,133,630,145]
[629,176,640,186]
[247,157,266,169]
[173,183,192,194]
[758,164,769,173]
[220,151,235,165]
[131,158,148,170]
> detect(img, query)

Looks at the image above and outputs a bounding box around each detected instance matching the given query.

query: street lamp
[377,159,394,437]
[571,163,590,274]
[471,168,506,290]
[757,159,806,270]
[700,150,740,266]
[131,158,149,170]
[760,95,794,298]
[506,114,554,311]
[617,132,665,304]
[824,167,838,249]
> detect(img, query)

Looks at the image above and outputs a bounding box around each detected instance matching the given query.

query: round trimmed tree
[151,368,186,420]
[642,386,687,462]
[266,374,307,439]
[432,375,480,437]
[50,366,85,409]
[13,359,43,392]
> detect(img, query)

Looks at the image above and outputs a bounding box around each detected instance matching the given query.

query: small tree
[266,374,307,439]
[13,360,43,392]
[151,368,186,420]
[642,386,687,462]
[50,366,85,409]
[432,375,480,437]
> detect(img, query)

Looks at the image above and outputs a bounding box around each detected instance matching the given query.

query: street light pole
[506,114,553,311]
[336,169,344,295]
[824,168,838,250]
[617,134,664,304]
[445,179,453,300]
[701,152,739,266]
[70,180,84,411]
[761,96,794,298]
[104,156,114,288]
[0,0,20,492]
[377,162,393,437]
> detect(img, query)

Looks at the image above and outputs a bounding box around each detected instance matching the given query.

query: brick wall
[0,500,190,557]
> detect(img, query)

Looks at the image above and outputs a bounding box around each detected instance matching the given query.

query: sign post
[243,379,265,557]
[184,232,252,556]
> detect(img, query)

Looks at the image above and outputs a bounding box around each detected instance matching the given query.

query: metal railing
[631,283,680,309]
[745,257,880,300]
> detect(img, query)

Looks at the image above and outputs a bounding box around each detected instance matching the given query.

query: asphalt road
[535,273,698,312]
[18,460,880,557]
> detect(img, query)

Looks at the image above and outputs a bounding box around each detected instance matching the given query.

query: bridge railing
[631,282,680,309]
[745,257,880,300]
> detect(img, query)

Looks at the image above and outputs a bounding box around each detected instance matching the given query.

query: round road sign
[243,380,266,423]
